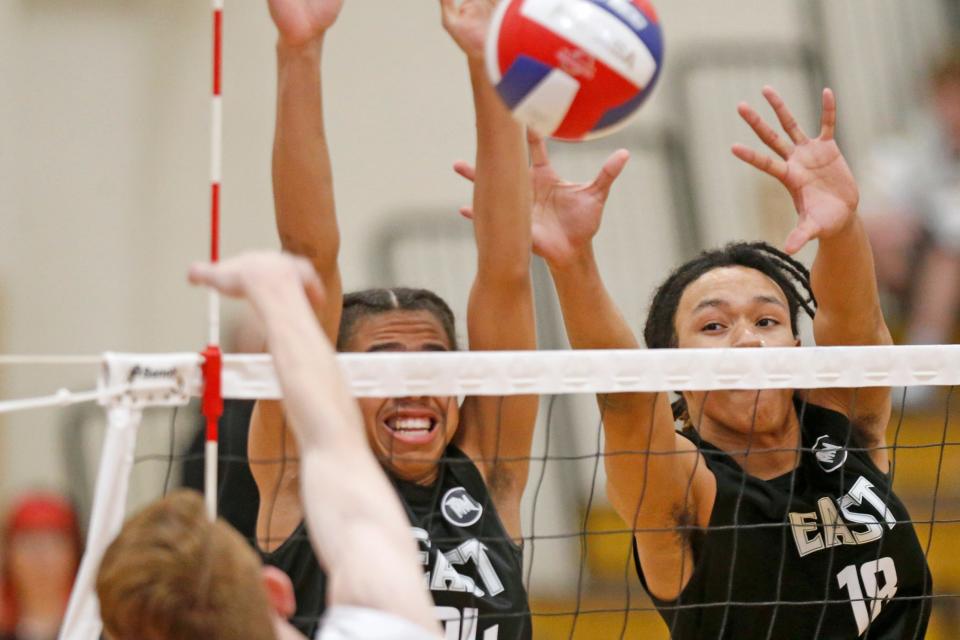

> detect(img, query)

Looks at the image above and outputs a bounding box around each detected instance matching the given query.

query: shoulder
[676,427,732,480]
[442,444,488,491]
[806,389,890,458]
[442,443,510,504]
[799,400,849,432]
[799,400,883,451]
[438,445,524,549]
[797,400,890,478]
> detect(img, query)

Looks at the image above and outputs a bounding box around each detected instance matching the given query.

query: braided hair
[642,242,817,421]
[337,288,458,352]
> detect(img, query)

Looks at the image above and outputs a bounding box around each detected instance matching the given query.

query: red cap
[6,493,77,536]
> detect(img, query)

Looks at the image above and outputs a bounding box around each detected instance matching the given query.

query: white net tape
[222,345,960,398]
[4,345,960,416]
[0,346,954,639]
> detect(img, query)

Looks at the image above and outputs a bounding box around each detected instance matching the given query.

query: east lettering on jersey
[635,402,931,639]
[261,444,531,639]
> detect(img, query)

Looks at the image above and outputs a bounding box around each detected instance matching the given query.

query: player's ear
[261,565,297,619]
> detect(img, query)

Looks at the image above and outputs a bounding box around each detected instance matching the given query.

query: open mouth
[381,410,441,444]
[385,415,437,434]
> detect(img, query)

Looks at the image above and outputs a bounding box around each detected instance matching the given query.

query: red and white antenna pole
[201,0,225,522]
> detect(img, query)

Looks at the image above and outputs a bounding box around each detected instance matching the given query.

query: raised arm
[190,254,439,637]
[246,0,345,556]
[733,87,892,467]
[439,0,537,540]
[458,135,716,600]
[269,0,343,339]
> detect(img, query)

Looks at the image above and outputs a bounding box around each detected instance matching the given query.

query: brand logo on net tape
[99,353,200,408]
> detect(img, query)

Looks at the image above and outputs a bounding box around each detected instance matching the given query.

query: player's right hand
[267,0,343,49]
[454,132,629,269]
[732,87,859,255]
[440,0,497,61]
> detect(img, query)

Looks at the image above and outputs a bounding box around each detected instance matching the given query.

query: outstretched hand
[455,132,630,268]
[267,0,343,48]
[440,0,497,60]
[733,87,860,255]
[189,252,326,310]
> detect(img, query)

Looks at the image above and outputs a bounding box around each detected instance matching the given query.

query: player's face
[674,266,799,435]
[345,310,460,485]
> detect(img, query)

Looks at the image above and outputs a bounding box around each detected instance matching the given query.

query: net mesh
[9,349,952,639]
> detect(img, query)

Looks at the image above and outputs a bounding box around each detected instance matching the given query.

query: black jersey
[184,399,260,540]
[635,402,931,639]
[261,519,326,635]
[263,445,532,640]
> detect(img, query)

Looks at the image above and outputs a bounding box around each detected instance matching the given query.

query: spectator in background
[0,492,81,640]
[862,47,960,395]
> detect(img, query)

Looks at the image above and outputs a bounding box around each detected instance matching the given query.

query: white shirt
[315,607,440,640]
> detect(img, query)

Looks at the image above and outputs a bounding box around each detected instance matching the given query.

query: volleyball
[485,0,663,141]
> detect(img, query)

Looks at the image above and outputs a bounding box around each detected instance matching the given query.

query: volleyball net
[1,346,958,639]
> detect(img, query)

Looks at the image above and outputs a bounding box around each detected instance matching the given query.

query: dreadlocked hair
[642,242,817,421]
[337,288,458,352]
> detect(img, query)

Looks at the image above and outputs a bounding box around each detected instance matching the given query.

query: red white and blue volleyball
[485,0,663,142]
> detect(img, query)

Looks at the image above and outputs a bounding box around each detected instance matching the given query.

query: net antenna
[202,0,225,524]
[59,2,224,636]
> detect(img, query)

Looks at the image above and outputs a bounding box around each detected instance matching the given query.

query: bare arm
[548,248,715,602]
[465,135,715,600]
[190,254,439,636]
[811,219,892,460]
[270,0,343,339]
[250,0,346,551]
[733,87,891,468]
[440,0,538,541]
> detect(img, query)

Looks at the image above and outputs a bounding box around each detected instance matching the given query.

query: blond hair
[96,489,276,640]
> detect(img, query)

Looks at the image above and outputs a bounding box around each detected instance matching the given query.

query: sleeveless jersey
[263,445,532,640]
[193,399,260,540]
[634,402,931,639]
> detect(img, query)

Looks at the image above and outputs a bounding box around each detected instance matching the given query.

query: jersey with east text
[634,402,931,639]
[263,445,532,640]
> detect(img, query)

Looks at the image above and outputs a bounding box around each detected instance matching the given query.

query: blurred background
[1,0,959,637]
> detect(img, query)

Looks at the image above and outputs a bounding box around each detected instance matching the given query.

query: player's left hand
[268,0,344,49]
[189,252,325,309]
[733,87,860,255]
[454,131,630,268]
[440,0,496,60]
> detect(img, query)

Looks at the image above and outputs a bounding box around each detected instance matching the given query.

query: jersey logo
[813,435,848,472]
[442,487,483,527]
